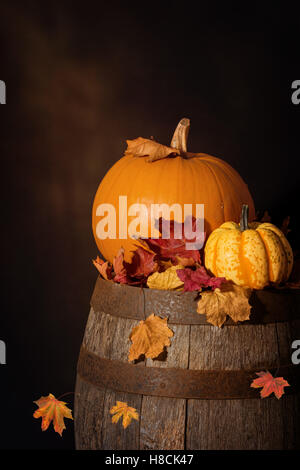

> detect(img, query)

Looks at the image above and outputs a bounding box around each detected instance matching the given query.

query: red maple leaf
[140,216,204,265]
[176,266,226,292]
[113,246,157,286]
[250,371,290,399]
[124,246,158,279]
[113,248,129,284]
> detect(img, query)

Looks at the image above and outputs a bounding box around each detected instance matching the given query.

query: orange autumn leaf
[197,282,252,327]
[110,401,139,429]
[33,393,73,436]
[125,137,180,162]
[92,256,113,280]
[129,313,173,361]
[250,371,290,399]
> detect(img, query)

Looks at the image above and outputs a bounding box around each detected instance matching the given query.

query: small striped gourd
[204,205,293,289]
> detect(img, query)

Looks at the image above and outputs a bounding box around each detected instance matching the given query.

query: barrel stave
[75,278,300,450]
[140,324,190,450]
[186,398,286,450]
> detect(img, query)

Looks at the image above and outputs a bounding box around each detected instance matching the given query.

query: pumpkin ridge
[257,223,293,280]
[277,235,289,281]
[255,229,275,282]
[176,154,184,221]
[208,158,255,221]
[239,232,251,288]
[213,230,223,277]
[126,160,151,243]
[92,156,132,247]
[256,228,287,283]
[200,159,225,221]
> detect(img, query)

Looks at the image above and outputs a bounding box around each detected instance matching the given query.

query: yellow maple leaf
[33,393,73,436]
[110,401,139,429]
[197,282,252,327]
[147,265,184,290]
[129,314,173,361]
[125,137,180,162]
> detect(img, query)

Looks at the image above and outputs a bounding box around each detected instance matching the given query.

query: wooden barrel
[74,276,300,450]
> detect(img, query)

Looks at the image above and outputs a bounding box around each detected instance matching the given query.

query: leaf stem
[57,391,74,401]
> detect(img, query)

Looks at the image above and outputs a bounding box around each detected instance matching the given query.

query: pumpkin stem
[240,204,249,231]
[170,118,190,153]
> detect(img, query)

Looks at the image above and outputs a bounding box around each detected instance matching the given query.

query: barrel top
[91,276,300,326]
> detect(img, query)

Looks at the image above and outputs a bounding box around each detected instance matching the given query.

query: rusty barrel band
[77,346,300,400]
[91,277,300,326]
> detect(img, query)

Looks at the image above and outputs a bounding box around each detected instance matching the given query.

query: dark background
[0,1,299,449]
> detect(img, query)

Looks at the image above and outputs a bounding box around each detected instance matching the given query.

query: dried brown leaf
[197,282,252,327]
[92,256,113,280]
[128,314,173,361]
[125,137,180,162]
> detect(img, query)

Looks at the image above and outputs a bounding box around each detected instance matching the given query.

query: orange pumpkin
[92,119,255,262]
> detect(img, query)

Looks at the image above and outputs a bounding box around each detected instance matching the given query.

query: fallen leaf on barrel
[33,393,73,436]
[129,314,173,361]
[250,371,290,399]
[125,137,180,162]
[147,265,184,290]
[197,282,252,327]
[92,256,113,280]
[110,401,139,429]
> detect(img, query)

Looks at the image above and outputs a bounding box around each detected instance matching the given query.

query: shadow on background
[0,1,299,449]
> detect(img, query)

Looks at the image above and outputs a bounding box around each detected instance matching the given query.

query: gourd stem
[240,204,249,231]
[170,118,190,153]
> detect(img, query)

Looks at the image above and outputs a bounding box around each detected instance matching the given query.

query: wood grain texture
[74,375,105,450]
[101,390,142,450]
[75,307,143,449]
[186,398,285,450]
[189,323,279,370]
[140,324,190,450]
[140,396,186,450]
[75,278,300,450]
[186,320,300,450]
